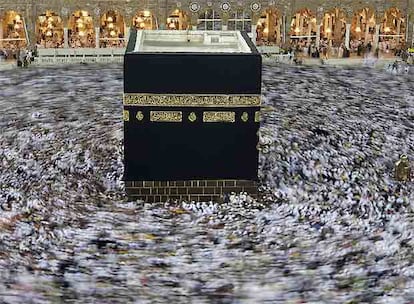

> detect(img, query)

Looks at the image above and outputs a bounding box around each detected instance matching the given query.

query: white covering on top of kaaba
[133,30,252,53]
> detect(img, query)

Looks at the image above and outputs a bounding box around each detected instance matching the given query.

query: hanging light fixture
[107,16,113,22]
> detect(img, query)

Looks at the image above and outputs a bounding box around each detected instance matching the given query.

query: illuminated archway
[1,11,27,48]
[68,10,95,48]
[256,8,282,46]
[197,9,221,30]
[36,10,63,48]
[133,10,157,30]
[100,10,125,47]
[321,8,346,46]
[290,9,317,42]
[351,8,376,44]
[379,7,405,51]
[166,9,189,30]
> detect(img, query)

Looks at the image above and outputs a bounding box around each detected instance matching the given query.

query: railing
[23,17,29,45]
[34,47,126,64]
[0,38,27,41]
[257,45,281,54]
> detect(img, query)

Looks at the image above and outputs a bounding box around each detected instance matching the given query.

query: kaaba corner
[123,29,262,202]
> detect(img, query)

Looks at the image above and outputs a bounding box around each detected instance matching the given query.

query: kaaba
[123,29,262,202]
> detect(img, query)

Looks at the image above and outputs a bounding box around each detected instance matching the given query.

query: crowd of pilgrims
[286,38,408,60]
[0,34,411,66]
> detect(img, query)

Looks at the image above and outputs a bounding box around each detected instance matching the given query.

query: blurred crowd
[0,47,35,67]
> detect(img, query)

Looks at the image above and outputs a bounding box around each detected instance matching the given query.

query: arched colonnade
[0,5,408,54]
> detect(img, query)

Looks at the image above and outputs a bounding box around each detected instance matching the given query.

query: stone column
[251,24,257,44]
[0,17,3,48]
[284,14,290,44]
[316,23,320,48]
[406,13,411,46]
[64,28,69,48]
[412,22,414,47]
[307,24,311,43]
[268,12,275,42]
[251,14,259,45]
[345,23,351,49]
[222,13,228,31]
[276,17,282,45]
[374,24,380,49]
[157,8,167,30]
[125,26,131,43]
[25,4,37,47]
[364,22,370,44]
[190,13,198,30]
[93,8,101,48]
[334,17,342,45]
[95,27,100,48]
[396,19,401,44]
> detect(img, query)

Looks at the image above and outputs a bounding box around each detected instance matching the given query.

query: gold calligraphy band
[123,94,261,107]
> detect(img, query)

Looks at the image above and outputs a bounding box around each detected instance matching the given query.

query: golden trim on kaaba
[241,112,249,122]
[203,111,236,123]
[123,110,130,121]
[136,111,144,121]
[123,94,261,107]
[188,112,197,122]
[150,111,183,122]
[255,111,261,123]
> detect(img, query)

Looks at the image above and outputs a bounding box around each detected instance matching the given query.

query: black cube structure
[124,29,262,202]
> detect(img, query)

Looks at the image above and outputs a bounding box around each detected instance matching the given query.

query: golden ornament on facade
[203,111,235,123]
[241,112,249,122]
[123,110,130,122]
[150,111,182,122]
[394,154,411,182]
[188,112,197,122]
[123,94,261,107]
[136,111,144,121]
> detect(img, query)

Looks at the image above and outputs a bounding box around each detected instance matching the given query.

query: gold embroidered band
[150,111,183,122]
[124,94,261,107]
[203,111,236,123]
[255,111,261,122]
[123,110,130,121]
